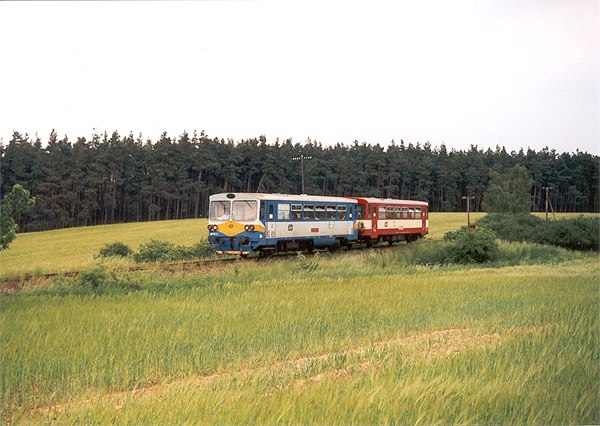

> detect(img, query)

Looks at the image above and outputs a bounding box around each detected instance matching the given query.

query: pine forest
[1,130,598,232]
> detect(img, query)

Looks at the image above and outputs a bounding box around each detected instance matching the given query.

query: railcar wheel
[388,240,393,246]
[240,253,249,258]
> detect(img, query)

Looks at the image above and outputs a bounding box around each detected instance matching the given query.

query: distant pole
[542,186,555,220]
[543,186,549,220]
[292,154,312,194]
[462,195,475,228]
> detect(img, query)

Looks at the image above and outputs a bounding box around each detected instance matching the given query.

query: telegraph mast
[541,186,556,220]
[292,154,312,194]
[462,195,475,228]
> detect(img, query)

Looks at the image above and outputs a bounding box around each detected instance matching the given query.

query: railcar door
[267,203,276,238]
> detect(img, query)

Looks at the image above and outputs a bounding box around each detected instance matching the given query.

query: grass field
[1,213,599,424]
[0,212,592,279]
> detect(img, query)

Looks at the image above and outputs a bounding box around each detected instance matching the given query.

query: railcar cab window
[210,201,231,221]
[232,201,258,221]
[278,204,290,220]
[357,204,365,219]
[337,205,347,220]
[291,204,302,220]
[303,205,314,220]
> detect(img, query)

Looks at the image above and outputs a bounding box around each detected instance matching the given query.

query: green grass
[1,212,595,279]
[1,212,598,424]
[1,249,598,424]
[0,218,208,279]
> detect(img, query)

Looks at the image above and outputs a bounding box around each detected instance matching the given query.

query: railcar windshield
[209,201,231,221]
[232,200,258,221]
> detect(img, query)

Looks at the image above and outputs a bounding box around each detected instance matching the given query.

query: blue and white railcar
[207,193,358,256]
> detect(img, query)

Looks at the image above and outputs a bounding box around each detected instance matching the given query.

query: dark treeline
[1,130,598,232]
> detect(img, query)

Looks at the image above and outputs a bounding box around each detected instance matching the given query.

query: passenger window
[337,205,347,220]
[378,206,386,220]
[394,207,401,219]
[415,208,421,219]
[408,208,414,219]
[315,205,326,220]
[387,207,394,219]
[291,204,302,220]
[303,205,314,220]
[402,207,408,219]
[327,205,336,220]
[278,204,290,220]
[357,204,366,219]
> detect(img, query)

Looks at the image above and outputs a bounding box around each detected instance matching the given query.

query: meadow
[0,212,588,279]
[1,213,598,424]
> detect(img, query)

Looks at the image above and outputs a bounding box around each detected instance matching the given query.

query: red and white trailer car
[352,197,429,246]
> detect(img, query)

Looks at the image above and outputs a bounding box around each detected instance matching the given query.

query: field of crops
[1,213,598,424]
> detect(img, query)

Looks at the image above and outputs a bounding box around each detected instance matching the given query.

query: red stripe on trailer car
[311,228,319,232]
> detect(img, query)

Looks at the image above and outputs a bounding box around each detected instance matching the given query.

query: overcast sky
[1,1,598,154]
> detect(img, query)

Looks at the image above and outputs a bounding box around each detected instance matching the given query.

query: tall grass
[2,255,598,424]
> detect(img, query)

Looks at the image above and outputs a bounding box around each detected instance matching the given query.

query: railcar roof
[209,193,357,204]
[352,197,428,207]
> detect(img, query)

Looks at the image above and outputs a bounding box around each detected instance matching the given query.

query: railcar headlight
[207,225,212,231]
[250,225,255,231]
[244,225,250,231]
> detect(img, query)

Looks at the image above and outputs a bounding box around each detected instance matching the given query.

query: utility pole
[292,154,312,194]
[462,195,475,228]
[541,186,556,220]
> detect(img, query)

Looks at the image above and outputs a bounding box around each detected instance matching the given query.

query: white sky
[1,1,598,154]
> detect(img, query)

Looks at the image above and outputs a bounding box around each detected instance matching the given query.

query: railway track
[0,242,414,293]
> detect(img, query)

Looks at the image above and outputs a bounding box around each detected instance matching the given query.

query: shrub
[77,267,140,293]
[133,239,214,263]
[133,240,182,263]
[98,241,132,258]
[539,216,599,251]
[476,213,544,243]
[444,227,499,263]
[477,214,599,251]
[190,240,214,258]
[410,228,499,265]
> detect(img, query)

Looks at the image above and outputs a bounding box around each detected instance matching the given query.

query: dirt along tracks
[34,325,552,419]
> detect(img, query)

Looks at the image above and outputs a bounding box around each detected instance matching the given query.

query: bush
[133,239,214,263]
[477,214,599,251]
[190,240,214,258]
[476,213,544,243]
[77,267,140,293]
[410,228,499,265]
[98,241,132,258]
[444,227,499,263]
[539,216,599,251]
